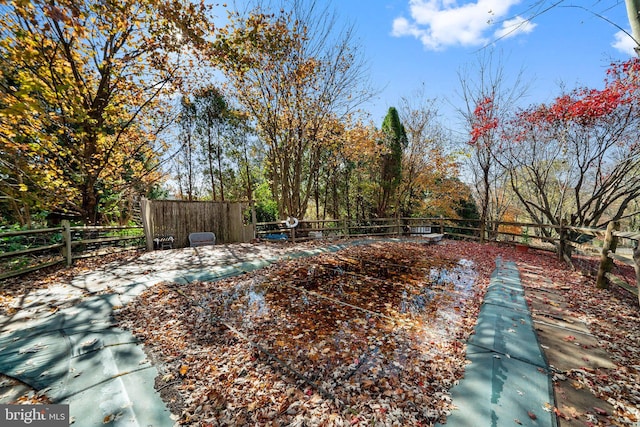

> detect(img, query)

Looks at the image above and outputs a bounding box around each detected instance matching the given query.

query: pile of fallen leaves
[115,240,640,426]
[518,250,640,425]
[117,241,497,425]
[555,268,640,424]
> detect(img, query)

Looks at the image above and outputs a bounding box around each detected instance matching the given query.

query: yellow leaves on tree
[209,1,373,219]
[0,0,213,224]
[397,95,466,218]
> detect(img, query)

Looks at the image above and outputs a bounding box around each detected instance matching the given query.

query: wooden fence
[255,217,447,241]
[140,198,255,249]
[2,210,638,302]
[0,222,144,280]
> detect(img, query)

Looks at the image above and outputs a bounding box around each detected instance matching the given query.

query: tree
[193,86,230,201]
[174,97,200,201]
[460,50,529,241]
[376,107,406,217]
[211,0,373,219]
[224,109,260,204]
[499,59,640,235]
[0,0,212,224]
[311,117,380,221]
[397,90,462,218]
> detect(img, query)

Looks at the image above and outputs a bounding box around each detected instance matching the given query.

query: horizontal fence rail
[0,221,144,281]
[2,213,639,303]
[255,218,449,241]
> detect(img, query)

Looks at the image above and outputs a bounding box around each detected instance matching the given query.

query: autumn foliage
[469,96,498,145]
[0,0,213,224]
[469,58,640,229]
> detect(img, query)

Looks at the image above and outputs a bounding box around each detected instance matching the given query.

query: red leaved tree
[498,59,640,235]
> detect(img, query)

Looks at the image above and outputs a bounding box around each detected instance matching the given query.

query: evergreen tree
[376,107,407,217]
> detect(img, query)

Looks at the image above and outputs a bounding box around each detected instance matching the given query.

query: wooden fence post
[557,219,570,264]
[62,220,72,266]
[595,221,619,289]
[250,200,257,240]
[140,198,154,251]
[556,219,563,261]
[439,216,444,234]
[633,244,640,307]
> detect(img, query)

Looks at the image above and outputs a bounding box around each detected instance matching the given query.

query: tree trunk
[596,221,620,289]
[217,142,225,201]
[478,162,490,244]
[207,128,217,201]
[242,144,253,202]
[625,0,640,56]
[82,183,99,224]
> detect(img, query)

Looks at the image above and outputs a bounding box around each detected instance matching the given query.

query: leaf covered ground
[2,239,638,426]
[114,239,637,426]
[118,241,493,426]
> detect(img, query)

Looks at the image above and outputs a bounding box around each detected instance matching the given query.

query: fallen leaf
[593,407,607,416]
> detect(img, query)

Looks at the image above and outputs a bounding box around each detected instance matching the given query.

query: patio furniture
[189,232,216,247]
[153,235,174,250]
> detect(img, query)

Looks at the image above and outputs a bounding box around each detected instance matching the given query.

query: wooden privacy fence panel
[140,199,254,249]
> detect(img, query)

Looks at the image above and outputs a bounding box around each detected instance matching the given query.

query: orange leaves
[336,120,381,162]
[210,2,371,218]
[115,241,497,425]
[1,0,216,222]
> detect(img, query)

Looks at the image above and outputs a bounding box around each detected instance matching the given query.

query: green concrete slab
[467,304,546,368]
[61,295,122,327]
[0,334,70,390]
[181,266,246,283]
[441,260,556,427]
[487,278,525,294]
[236,259,274,272]
[0,325,142,395]
[442,352,555,427]
[66,329,140,357]
[483,288,528,312]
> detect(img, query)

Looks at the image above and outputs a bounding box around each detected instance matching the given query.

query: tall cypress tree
[377,107,407,217]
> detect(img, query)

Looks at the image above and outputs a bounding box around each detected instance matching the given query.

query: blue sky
[324,0,636,130]
[219,1,636,134]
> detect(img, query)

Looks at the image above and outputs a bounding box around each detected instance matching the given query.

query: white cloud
[494,16,536,40]
[612,30,637,56]
[391,0,532,50]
